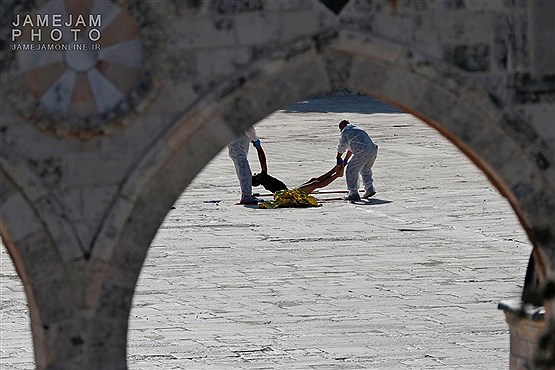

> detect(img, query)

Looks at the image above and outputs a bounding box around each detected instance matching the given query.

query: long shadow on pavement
[284,94,400,114]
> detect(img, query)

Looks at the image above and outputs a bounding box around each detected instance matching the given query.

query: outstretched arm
[251,138,268,173]
[255,145,268,173]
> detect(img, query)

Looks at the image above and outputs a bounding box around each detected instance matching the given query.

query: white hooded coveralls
[228,127,259,198]
[337,123,378,196]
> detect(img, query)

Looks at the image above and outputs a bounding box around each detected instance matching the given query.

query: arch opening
[124,91,533,368]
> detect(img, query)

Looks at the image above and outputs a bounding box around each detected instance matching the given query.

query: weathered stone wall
[1,0,554,369]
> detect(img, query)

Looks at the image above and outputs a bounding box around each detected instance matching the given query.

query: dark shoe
[362,190,376,199]
[343,193,361,201]
[239,196,262,205]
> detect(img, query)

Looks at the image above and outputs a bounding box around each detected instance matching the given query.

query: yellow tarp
[259,189,321,209]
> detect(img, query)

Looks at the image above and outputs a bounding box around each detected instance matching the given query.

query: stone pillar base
[499,299,546,370]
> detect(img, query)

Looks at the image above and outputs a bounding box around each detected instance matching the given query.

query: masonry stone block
[53,187,83,223]
[2,193,42,242]
[2,160,59,205]
[466,124,515,176]
[1,117,77,162]
[351,57,436,113]
[45,318,87,366]
[529,1,555,75]
[25,156,64,188]
[279,9,332,43]
[511,73,555,106]
[17,231,64,280]
[82,185,118,221]
[463,87,505,123]
[169,17,237,49]
[53,185,119,235]
[166,50,197,84]
[445,43,491,72]
[215,54,328,134]
[448,107,494,148]
[503,114,542,153]
[101,261,141,293]
[521,104,555,143]
[65,259,88,310]
[101,111,175,160]
[152,83,199,117]
[64,151,130,188]
[444,12,495,44]
[90,196,133,263]
[501,304,548,370]
[348,56,391,96]
[31,276,76,328]
[323,52,353,90]
[495,12,530,73]
[169,119,235,166]
[415,84,462,125]
[538,328,555,369]
[0,173,18,205]
[265,0,313,12]
[85,258,110,309]
[74,222,100,255]
[14,233,76,327]
[166,0,205,17]
[235,12,281,46]
[110,236,152,284]
[33,196,83,261]
[336,32,405,64]
[88,318,127,369]
[96,284,134,319]
[210,0,265,14]
[195,47,253,80]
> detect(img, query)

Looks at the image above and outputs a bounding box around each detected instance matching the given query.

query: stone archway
[1,1,554,369]
[94,32,553,369]
[1,171,79,370]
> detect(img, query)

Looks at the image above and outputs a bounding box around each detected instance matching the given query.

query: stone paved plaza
[1,96,533,369]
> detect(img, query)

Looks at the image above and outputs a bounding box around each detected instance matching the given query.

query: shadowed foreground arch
[1,2,554,368]
[0,171,79,369]
[105,31,554,368]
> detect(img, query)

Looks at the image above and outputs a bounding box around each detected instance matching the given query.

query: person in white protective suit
[335,119,378,201]
[228,126,268,204]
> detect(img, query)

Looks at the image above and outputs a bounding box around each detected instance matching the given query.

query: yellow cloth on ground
[259,189,321,209]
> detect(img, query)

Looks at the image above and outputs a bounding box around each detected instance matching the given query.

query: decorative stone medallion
[3,0,162,138]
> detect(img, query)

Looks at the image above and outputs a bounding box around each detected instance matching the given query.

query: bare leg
[298,165,344,194]
[299,165,342,187]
